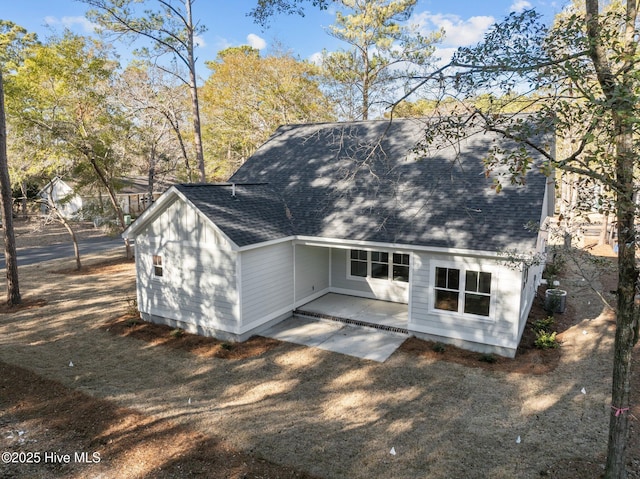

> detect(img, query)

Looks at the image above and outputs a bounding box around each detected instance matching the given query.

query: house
[123,119,554,358]
[116,175,174,217]
[38,177,83,219]
[39,175,172,222]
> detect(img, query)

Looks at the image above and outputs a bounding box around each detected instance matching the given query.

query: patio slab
[296,293,408,330]
[261,316,407,363]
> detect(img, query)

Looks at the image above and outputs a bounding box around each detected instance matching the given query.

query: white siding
[239,241,294,331]
[410,252,523,351]
[135,198,239,334]
[519,259,544,337]
[294,245,330,303]
[330,248,409,303]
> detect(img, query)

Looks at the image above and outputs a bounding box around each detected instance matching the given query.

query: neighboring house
[123,119,555,358]
[117,176,174,217]
[38,177,83,219]
[39,175,172,222]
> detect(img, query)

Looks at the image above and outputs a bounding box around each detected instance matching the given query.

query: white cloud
[510,0,533,13]
[309,51,323,65]
[247,33,266,50]
[193,34,207,48]
[412,11,496,66]
[415,12,495,48]
[44,15,99,33]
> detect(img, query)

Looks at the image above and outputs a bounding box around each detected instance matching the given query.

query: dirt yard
[0,222,638,478]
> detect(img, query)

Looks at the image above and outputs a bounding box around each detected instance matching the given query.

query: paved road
[0,237,125,269]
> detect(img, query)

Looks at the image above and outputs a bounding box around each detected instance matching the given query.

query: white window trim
[346,249,410,283]
[430,260,497,322]
[151,253,165,281]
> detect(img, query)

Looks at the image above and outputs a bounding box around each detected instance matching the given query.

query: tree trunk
[0,71,20,306]
[585,2,639,476]
[84,152,131,258]
[20,181,28,220]
[599,213,609,246]
[56,209,81,271]
[604,114,638,479]
[185,0,205,182]
[148,144,156,205]
[361,50,370,120]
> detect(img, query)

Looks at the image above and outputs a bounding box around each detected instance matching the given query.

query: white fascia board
[238,234,536,260]
[293,235,508,259]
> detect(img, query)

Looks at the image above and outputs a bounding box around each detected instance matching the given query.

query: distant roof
[164,118,549,252]
[116,175,175,195]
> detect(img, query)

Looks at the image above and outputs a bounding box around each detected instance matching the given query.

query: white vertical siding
[519,260,544,336]
[239,241,294,331]
[135,198,239,334]
[294,245,330,303]
[410,252,523,351]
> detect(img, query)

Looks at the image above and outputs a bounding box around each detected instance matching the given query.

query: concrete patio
[261,294,409,362]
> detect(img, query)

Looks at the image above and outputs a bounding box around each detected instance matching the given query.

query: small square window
[152,255,163,277]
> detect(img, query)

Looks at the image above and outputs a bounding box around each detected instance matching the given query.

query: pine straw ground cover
[0,245,638,478]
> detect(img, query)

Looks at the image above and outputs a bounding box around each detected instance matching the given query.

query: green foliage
[250,0,332,27]
[534,330,560,349]
[5,32,133,226]
[0,21,39,73]
[532,316,555,333]
[532,316,559,347]
[322,0,442,119]
[431,342,446,353]
[201,47,334,180]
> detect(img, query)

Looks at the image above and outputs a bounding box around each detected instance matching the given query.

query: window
[152,255,163,277]
[434,267,460,312]
[371,251,389,279]
[393,253,410,282]
[434,266,492,317]
[464,270,491,316]
[350,250,368,277]
[348,250,409,282]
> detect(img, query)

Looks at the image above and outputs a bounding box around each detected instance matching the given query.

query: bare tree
[82,0,207,182]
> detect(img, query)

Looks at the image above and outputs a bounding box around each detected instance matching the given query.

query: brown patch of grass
[102,315,282,360]
[0,297,47,314]
[0,361,320,479]
[51,256,135,276]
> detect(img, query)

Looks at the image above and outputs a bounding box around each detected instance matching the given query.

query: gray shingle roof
[178,119,549,252]
[174,183,293,247]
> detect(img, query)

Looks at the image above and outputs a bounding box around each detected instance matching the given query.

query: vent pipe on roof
[232,183,236,197]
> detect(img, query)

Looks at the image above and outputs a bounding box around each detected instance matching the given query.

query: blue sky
[3,0,568,71]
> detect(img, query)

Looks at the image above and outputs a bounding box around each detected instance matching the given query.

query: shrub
[532,316,555,333]
[534,330,560,349]
[432,342,446,353]
[170,328,184,338]
[479,353,497,363]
